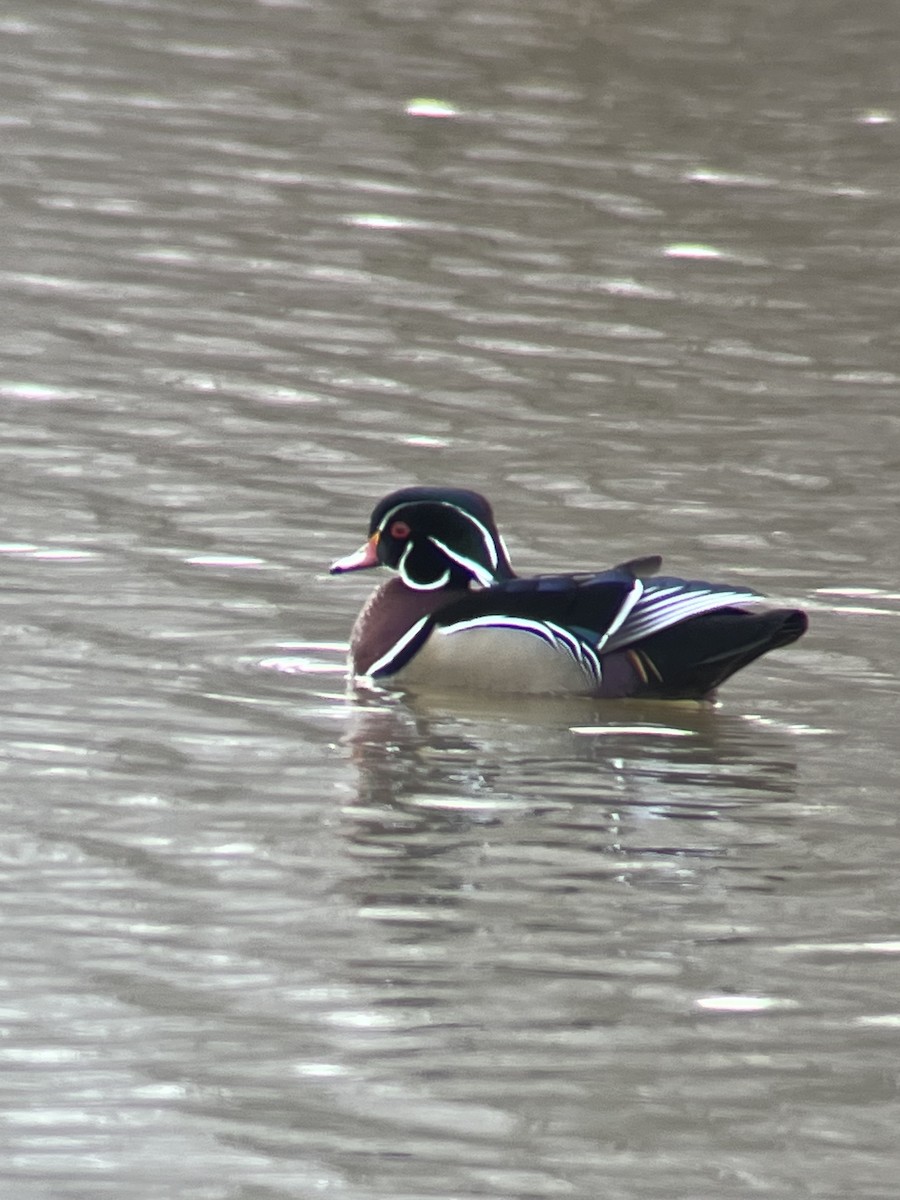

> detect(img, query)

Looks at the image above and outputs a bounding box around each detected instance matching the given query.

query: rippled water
[2,1,900,1197]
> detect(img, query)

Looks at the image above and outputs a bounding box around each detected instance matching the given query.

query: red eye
[389,520,411,539]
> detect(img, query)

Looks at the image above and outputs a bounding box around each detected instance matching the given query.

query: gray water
[2,1,900,1197]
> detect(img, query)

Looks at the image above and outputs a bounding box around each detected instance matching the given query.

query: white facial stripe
[398,541,451,590]
[460,511,496,566]
[427,536,495,587]
[376,500,500,571]
[460,509,499,569]
[376,502,412,536]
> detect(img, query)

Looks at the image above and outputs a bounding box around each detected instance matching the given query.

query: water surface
[2,1,899,1197]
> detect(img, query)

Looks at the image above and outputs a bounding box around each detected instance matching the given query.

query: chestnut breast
[349,577,469,677]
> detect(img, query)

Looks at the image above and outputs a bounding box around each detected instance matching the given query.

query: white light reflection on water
[695,995,800,1013]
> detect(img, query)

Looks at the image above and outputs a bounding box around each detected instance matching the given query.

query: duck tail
[631,607,808,700]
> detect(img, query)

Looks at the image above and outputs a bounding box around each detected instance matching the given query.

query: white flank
[440,615,602,688]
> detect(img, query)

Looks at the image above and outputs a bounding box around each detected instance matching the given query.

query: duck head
[330,486,514,590]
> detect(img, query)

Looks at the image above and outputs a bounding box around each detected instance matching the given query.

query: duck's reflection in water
[319,688,812,1192]
[338,687,802,895]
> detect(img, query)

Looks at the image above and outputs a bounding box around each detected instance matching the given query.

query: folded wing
[365,556,768,689]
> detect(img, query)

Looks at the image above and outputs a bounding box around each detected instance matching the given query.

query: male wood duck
[330,486,808,701]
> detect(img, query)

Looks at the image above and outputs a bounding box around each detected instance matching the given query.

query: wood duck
[330,486,808,700]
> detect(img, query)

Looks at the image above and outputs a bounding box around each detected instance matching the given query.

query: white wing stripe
[604,586,761,653]
[594,578,644,653]
[628,594,754,626]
